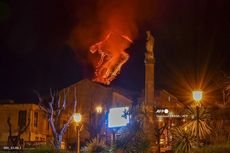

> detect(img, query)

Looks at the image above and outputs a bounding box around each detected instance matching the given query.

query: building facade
[0,102,52,147]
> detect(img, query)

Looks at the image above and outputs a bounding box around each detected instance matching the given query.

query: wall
[0,103,52,146]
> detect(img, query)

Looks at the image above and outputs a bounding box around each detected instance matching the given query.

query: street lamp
[73,113,82,153]
[95,106,103,139]
[96,106,103,114]
[192,90,203,102]
[192,90,203,147]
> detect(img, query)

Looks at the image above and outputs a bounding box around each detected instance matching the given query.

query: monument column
[144,31,155,150]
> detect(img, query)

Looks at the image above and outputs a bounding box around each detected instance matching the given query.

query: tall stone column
[144,31,155,151]
[145,30,155,108]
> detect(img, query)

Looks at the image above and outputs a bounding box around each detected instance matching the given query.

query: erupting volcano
[90,32,133,85]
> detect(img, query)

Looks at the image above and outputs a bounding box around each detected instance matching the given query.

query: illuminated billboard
[108,107,130,128]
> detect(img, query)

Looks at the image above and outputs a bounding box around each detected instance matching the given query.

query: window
[34,112,38,127]
[18,110,27,129]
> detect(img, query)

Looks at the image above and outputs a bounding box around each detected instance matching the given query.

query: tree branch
[56,89,68,119]
[62,89,67,111]
[48,89,57,134]
[7,117,12,137]
[18,118,30,136]
[61,87,77,135]
[73,87,77,113]
[35,88,78,149]
[57,90,61,111]
[34,90,49,114]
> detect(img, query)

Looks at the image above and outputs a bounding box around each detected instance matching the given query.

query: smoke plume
[69,0,153,83]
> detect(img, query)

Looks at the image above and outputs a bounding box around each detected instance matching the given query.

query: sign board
[108,107,129,128]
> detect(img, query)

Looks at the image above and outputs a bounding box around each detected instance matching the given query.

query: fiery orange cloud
[68,0,154,83]
[90,32,132,85]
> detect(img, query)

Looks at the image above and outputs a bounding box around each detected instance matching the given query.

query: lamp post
[73,113,82,153]
[192,90,203,147]
[95,106,103,139]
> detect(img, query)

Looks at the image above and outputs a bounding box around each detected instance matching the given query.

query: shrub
[183,107,211,139]
[81,138,111,153]
[171,127,196,153]
[193,143,230,153]
[115,121,151,153]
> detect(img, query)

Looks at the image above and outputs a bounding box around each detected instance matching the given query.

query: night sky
[0,0,229,102]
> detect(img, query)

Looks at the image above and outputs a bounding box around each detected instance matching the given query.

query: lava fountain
[90,32,133,85]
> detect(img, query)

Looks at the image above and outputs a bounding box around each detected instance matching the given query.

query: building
[0,79,133,149]
[0,101,52,148]
[60,79,133,148]
[155,90,184,114]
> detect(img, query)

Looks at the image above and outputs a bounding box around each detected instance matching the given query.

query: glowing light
[108,107,129,128]
[192,90,203,102]
[96,106,103,113]
[158,117,163,122]
[73,113,82,123]
[184,127,187,131]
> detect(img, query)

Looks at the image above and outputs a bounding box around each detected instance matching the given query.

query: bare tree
[7,117,30,148]
[35,88,77,149]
